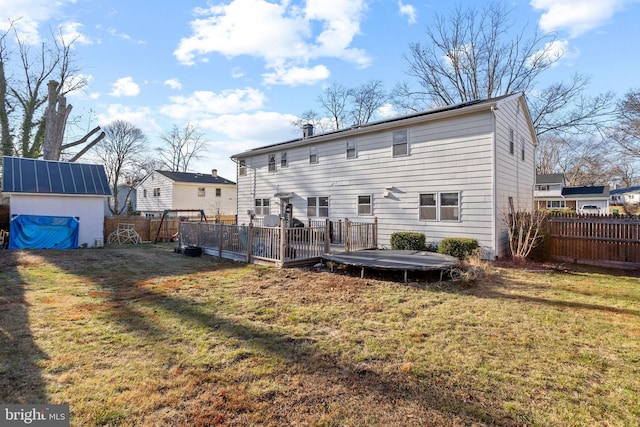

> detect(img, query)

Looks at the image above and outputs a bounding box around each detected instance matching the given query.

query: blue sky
[2,0,639,180]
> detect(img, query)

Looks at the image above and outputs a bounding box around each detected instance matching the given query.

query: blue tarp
[9,215,79,249]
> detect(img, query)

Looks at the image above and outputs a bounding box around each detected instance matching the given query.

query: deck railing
[179,217,377,267]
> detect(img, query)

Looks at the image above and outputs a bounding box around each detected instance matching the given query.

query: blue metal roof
[2,156,111,196]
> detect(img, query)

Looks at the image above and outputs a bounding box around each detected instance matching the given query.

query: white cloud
[377,103,401,119]
[107,26,146,44]
[174,0,370,85]
[160,87,267,120]
[262,65,330,86]
[398,1,417,25]
[528,39,570,67]
[531,0,636,37]
[58,22,93,45]
[199,111,299,148]
[163,78,182,90]
[96,104,162,135]
[109,77,140,97]
[0,0,75,44]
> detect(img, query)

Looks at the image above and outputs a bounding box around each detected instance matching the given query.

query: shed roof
[155,170,235,185]
[2,156,111,196]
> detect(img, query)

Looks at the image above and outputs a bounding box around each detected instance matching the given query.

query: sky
[1,0,639,182]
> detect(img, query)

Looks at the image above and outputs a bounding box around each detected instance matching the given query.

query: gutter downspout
[491,104,498,259]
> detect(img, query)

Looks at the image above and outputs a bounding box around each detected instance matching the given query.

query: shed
[1,156,111,249]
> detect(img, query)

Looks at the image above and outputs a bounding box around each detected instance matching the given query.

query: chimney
[212,169,218,177]
[302,123,314,138]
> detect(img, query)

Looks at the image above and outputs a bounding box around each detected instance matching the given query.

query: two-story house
[535,174,610,214]
[136,169,236,218]
[231,93,537,259]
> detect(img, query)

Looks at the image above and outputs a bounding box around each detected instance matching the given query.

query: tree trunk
[42,80,72,161]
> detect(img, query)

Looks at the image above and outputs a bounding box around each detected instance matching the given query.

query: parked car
[579,205,601,215]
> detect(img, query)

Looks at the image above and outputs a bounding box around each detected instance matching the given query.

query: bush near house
[390,232,426,250]
[438,237,479,259]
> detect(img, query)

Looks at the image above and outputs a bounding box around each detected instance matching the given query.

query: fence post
[218,223,223,259]
[373,217,378,248]
[324,218,331,254]
[279,219,286,266]
[247,223,253,263]
[345,218,350,252]
[196,221,201,247]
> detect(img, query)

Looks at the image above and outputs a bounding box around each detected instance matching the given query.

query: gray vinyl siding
[136,172,174,214]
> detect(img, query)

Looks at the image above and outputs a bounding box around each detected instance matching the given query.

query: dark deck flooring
[322,250,458,281]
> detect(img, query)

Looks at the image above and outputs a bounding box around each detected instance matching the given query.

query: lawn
[1,244,639,426]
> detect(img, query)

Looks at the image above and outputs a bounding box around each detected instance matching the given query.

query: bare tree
[505,208,548,262]
[0,21,88,158]
[290,110,328,135]
[613,89,640,157]
[318,83,350,130]
[93,120,149,215]
[350,80,387,126]
[156,123,206,172]
[395,1,615,138]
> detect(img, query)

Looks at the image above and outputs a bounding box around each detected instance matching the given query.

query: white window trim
[307,196,329,218]
[357,194,372,216]
[309,146,318,164]
[268,154,276,172]
[255,198,270,216]
[347,138,357,159]
[281,151,288,168]
[392,129,409,157]
[419,191,461,222]
[509,128,515,155]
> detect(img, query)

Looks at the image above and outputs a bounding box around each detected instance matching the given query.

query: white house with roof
[136,169,236,217]
[535,174,610,214]
[231,93,537,259]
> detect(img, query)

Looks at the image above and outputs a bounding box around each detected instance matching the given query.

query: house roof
[1,156,111,196]
[155,170,235,185]
[562,186,610,197]
[232,93,536,159]
[610,185,640,195]
[536,174,564,184]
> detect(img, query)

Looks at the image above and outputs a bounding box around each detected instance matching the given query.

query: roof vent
[302,123,314,138]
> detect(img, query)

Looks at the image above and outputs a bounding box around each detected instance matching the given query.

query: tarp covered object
[9,215,79,249]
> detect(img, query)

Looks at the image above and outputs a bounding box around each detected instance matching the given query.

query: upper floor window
[307,196,329,217]
[216,188,221,197]
[536,185,550,191]
[143,189,147,198]
[239,159,246,176]
[153,188,160,197]
[198,187,205,197]
[392,130,408,157]
[520,137,525,161]
[346,138,357,159]
[509,128,514,155]
[309,146,318,164]
[281,152,288,168]
[268,154,276,172]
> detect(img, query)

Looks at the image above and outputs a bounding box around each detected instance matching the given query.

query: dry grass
[1,244,639,426]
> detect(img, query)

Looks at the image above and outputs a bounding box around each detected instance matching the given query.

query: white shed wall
[10,194,106,248]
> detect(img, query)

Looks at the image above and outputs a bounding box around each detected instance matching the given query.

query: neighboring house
[232,93,537,259]
[535,174,610,214]
[1,156,111,248]
[136,169,236,217]
[105,184,136,216]
[610,186,640,206]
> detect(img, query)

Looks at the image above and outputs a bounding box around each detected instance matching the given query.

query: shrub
[390,232,426,250]
[438,237,479,260]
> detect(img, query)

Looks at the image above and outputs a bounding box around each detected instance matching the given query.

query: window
[357,195,372,215]
[509,128,514,155]
[419,192,460,221]
[143,189,147,198]
[268,154,276,172]
[216,188,222,197]
[307,196,329,217]
[547,200,566,209]
[536,185,550,191]
[153,188,160,197]
[239,159,246,176]
[309,146,318,164]
[419,193,437,220]
[520,137,525,161]
[392,130,408,157]
[346,138,356,159]
[281,152,288,168]
[198,187,205,197]
[255,198,270,216]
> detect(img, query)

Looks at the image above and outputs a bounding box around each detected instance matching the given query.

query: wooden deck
[322,250,458,282]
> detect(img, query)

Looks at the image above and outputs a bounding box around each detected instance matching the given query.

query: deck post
[345,218,351,253]
[279,218,286,266]
[247,223,253,263]
[196,221,201,247]
[373,217,378,248]
[324,219,331,254]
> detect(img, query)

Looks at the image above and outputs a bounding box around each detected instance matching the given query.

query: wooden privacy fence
[104,215,236,243]
[549,214,640,267]
[179,218,378,267]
